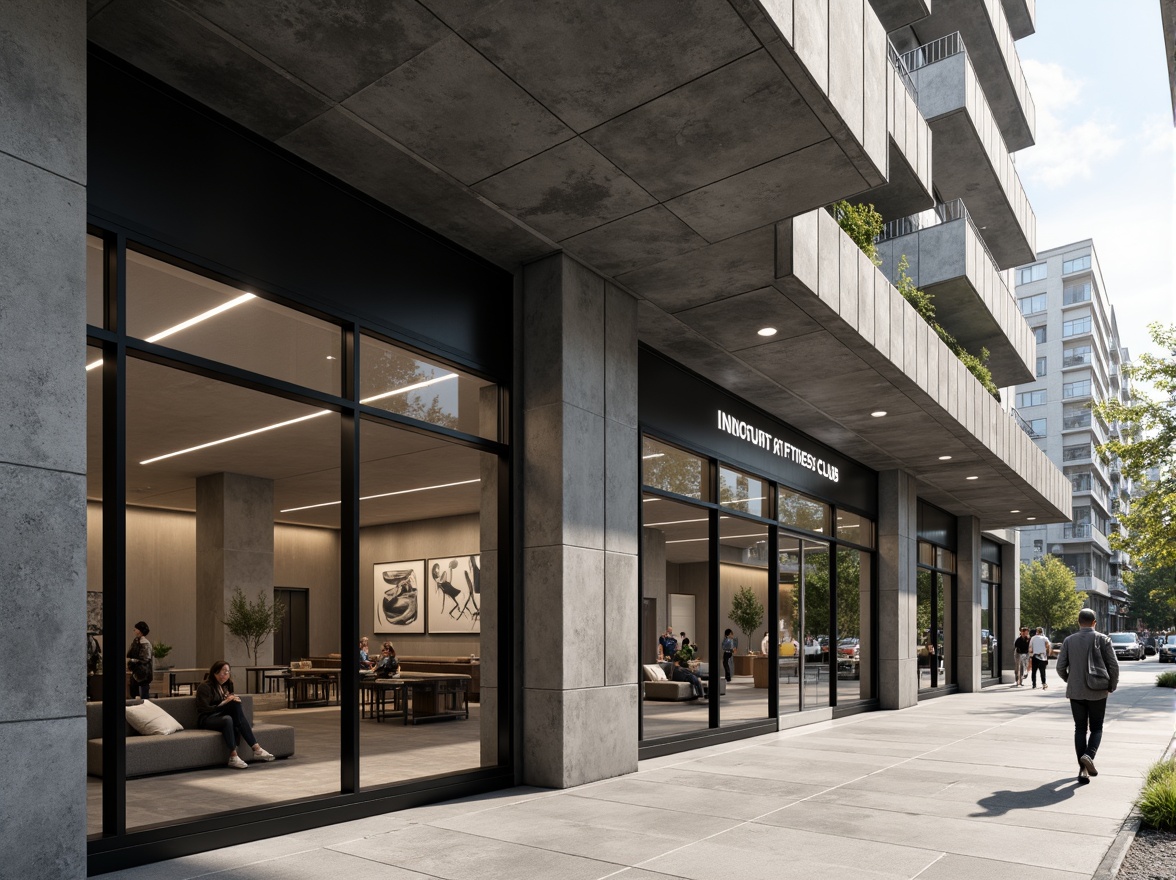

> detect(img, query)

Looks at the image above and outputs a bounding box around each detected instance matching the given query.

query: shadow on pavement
[969,778,1081,817]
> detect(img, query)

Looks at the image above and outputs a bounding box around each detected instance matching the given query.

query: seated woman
[358,636,374,670]
[374,642,400,679]
[195,661,276,770]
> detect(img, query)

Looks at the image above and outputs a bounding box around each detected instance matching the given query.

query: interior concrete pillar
[196,473,275,673]
[877,470,918,709]
[520,252,639,788]
[0,3,88,877]
[955,516,982,693]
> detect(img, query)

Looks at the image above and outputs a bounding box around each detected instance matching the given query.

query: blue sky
[1015,0,1174,371]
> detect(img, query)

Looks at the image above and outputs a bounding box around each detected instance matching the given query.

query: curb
[1093,736,1176,880]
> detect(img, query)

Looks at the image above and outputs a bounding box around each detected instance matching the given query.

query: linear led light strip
[280,478,480,514]
[86,293,257,371]
[139,372,457,465]
[667,532,766,544]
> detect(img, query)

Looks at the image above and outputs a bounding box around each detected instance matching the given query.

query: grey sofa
[86,695,295,778]
[642,661,726,701]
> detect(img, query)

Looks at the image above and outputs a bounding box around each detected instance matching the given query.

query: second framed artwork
[373,555,481,635]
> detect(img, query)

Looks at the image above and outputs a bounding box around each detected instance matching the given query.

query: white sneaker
[252,746,276,762]
[228,755,249,769]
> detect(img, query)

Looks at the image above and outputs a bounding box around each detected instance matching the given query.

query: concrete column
[955,516,982,693]
[1000,535,1020,678]
[877,470,919,709]
[520,253,639,788]
[0,4,87,878]
[196,473,275,673]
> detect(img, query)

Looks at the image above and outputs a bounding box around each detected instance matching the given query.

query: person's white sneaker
[252,746,276,762]
[227,755,249,769]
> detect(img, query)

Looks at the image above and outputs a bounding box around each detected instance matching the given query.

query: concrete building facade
[0,1,1068,876]
[1013,241,1136,632]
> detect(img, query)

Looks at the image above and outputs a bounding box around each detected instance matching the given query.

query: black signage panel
[639,348,877,515]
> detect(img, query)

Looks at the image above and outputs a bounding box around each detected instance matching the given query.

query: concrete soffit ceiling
[85,0,1067,529]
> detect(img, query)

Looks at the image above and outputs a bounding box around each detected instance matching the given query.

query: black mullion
[636,432,646,742]
[707,461,719,731]
[101,231,127,836]
[797,540,806,712]
[339,324,360,793]
[829,545,839,707]
[767,523,779,718]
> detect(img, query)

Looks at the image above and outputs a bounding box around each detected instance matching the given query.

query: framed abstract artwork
[373,560,425,634]
[425,555,480,633]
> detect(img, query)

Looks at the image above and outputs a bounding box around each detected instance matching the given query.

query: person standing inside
[126,621,154,700]
[1029,626,1051,689]
[657,627,677,662]
[721,629,736,682]
[1055,608,1118,784]
[1013,626,1032,687]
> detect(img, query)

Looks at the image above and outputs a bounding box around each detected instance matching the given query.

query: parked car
[1108,632,1144,661]
[803,636,824,660]
[836,638,860,679]
[1143,636,1158,657]
[1158,635,1176,663]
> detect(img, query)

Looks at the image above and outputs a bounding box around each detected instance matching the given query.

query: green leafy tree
[729,586,764,654]
[223,588,286,666]
[1020,555,1084,637]
[831,200,884,265]
[1092,322,1176,568]
[1127,565,1176,631]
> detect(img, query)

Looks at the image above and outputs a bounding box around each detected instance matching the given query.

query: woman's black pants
[198,702,258,751]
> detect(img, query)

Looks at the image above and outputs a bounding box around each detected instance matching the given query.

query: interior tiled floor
[87,694,483,835]
[641,671,866,739]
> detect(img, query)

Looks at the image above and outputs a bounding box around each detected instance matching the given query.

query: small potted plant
[152,640,173,669]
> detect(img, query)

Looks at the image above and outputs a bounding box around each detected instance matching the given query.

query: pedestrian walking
[1013,626,1031,686]
[1055,608,1118,784]
[1029,626,1051,689]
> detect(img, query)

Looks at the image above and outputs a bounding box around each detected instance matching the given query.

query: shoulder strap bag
[1085,634,1110,690]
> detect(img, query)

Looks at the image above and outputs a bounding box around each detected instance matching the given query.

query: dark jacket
[1056,629,1119,700]
[195,680,234,716]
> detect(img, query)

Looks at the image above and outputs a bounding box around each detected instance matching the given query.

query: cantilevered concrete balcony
[900,35,1036,268]
[90,0,893,278]
[1000,0,1036,39]
[633,208,1070,528]
[867,0,930,32]
[910,0,1036,151]
[873,199,1035,387]
[861,47,934,221]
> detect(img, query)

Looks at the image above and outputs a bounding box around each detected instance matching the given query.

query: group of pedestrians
[1013,625,1054,688]
[1014,610,1120,786]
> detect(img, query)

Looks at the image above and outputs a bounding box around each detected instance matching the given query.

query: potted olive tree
[729,586,765,676]
[223,587,286,667]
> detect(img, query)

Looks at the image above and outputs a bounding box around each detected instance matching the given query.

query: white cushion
[642,664,667,681]
[125,699,184,736]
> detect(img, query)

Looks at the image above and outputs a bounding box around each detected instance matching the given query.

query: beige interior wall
[718,562,769,654]
[359,513,481,657]
[274,523,339,657]
[672,561,709,657]
[87,502,481,666]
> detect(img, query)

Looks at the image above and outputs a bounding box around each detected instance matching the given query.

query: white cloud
[1017,59,1124,188]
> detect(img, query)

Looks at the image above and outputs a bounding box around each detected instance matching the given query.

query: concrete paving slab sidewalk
[101,663,1174,880]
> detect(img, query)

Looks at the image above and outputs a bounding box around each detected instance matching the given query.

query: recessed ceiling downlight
[757,327,778,337]
[966,475,979,480]
[938,455,952,461]
[870,411,887,418]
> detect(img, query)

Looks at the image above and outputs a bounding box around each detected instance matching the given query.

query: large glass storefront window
[639,433,876,745]
[86,237,505,839]
[916,542,955,692]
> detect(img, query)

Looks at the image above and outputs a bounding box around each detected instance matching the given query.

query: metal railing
[898,32,964,73]
[1012,409,1044,438]
[1064,524,1092,539]
[1063,414,1092,430]
[888,42,918,102]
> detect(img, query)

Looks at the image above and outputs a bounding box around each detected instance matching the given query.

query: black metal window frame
[915,540,958,695]
[636,431,878,755]
[86,222,515,873]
